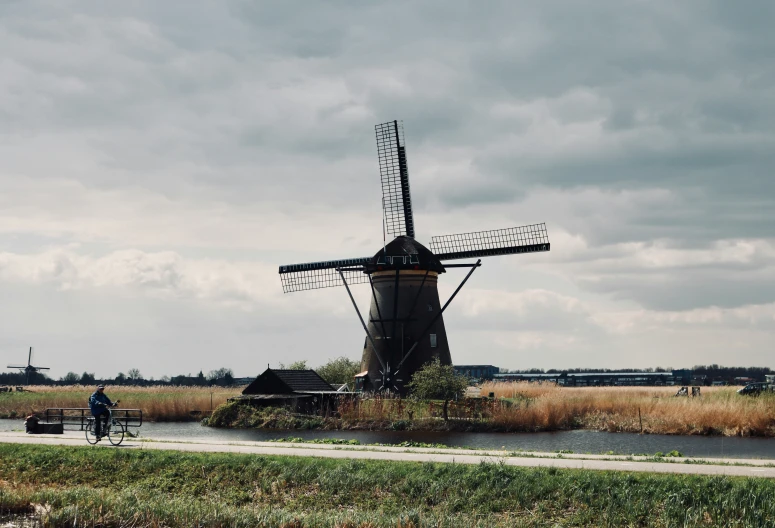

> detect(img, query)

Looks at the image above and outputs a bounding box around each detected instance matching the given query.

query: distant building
[493,370,694,387]
[672,369,693,385]
[454,365,500,381]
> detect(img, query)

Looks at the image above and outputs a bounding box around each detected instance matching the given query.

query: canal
[3,420,773,459]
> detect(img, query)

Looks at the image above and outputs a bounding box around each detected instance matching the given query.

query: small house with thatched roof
[233,368,346,414]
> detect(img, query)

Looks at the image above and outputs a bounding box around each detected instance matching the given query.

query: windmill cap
[97,385,105,389]
[372,236,445,273]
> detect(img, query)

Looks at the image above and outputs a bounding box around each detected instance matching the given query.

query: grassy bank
[0,385,241,421]
[1,443,774,527]
[210,384,775,437]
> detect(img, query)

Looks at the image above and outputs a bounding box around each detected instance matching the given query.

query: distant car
[737,383,773,396]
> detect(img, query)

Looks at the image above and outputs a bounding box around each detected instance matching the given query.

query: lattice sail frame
[430,223,550,261]
[376,120,415,238]
[279,257,371,293]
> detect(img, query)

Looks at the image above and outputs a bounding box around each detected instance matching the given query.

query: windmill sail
[279,257,372,293]
[430,223,550,261]
[7,346,49,385]
[376,120,415,238]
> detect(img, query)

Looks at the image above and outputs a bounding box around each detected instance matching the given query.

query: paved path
[1,431,774,478]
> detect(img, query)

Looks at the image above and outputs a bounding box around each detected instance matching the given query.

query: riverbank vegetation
[2,444,774,527]
[0,385,240,421]
[4,382,773,436]
[210,383,775,437]
[481,382,775,437]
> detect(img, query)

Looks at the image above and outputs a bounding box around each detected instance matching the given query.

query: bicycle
[85,400,125,446]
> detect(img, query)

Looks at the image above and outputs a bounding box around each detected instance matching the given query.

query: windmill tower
[7,347,50,385]
[279,121,550,394]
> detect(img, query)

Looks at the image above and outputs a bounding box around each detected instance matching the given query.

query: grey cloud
[1,1,774,373]
[0,280,362,377]
[580,274,775,311]
[544,238,775,311]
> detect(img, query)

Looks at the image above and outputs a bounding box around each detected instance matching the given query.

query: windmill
[278,120,550,393]
[7,346,50,385]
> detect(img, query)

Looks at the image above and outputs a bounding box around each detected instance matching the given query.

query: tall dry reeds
[12,382,768,435]
[480,382,775,436]
[297,384,775,436]
[0,385,242,421]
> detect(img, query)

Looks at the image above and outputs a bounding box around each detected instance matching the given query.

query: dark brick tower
[359,237,451,393]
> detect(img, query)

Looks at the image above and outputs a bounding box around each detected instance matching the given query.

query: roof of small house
[242,368,335,395]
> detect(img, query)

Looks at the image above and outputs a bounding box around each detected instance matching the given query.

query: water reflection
[0,515,40,527]
[129,422,775,459]
[2,420,772,459]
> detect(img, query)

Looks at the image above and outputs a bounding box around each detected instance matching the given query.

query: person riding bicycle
[88,385,116,441]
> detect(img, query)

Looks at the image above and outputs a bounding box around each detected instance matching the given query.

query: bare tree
[60,372,79,385]
[279,360,307,370]
[206,368,233,381]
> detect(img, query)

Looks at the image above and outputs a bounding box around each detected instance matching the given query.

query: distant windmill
[7,347,50,385]
[278,120,551,394]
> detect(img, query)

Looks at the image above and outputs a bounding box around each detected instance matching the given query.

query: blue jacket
[89,391,113,416]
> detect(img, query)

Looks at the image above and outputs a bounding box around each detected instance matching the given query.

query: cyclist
[88,385,116,441]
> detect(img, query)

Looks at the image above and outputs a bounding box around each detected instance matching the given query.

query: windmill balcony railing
[44,407,143,431]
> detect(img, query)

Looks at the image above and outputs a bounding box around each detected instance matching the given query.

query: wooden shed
[235,368,346,414]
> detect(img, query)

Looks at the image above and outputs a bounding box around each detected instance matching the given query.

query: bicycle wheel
[85,419,98,445]
[108,421,125,446]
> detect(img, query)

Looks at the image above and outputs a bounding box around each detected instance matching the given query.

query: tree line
[7,360,770,388]
[0,357,365,387]
[0,367,237,387]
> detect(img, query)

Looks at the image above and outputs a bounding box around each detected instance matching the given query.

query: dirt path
[1,431,774,478]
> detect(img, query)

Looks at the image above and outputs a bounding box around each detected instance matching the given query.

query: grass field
[1,443,774,527]
[0,385,242,421]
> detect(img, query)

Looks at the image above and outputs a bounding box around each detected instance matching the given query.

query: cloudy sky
[1,1,773,379]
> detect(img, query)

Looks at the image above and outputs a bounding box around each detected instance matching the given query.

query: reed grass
[211,385,775,437]
[2,443,775,527]
[480,382,775,437]
[0,385,242,421]
[6,382,773,436]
